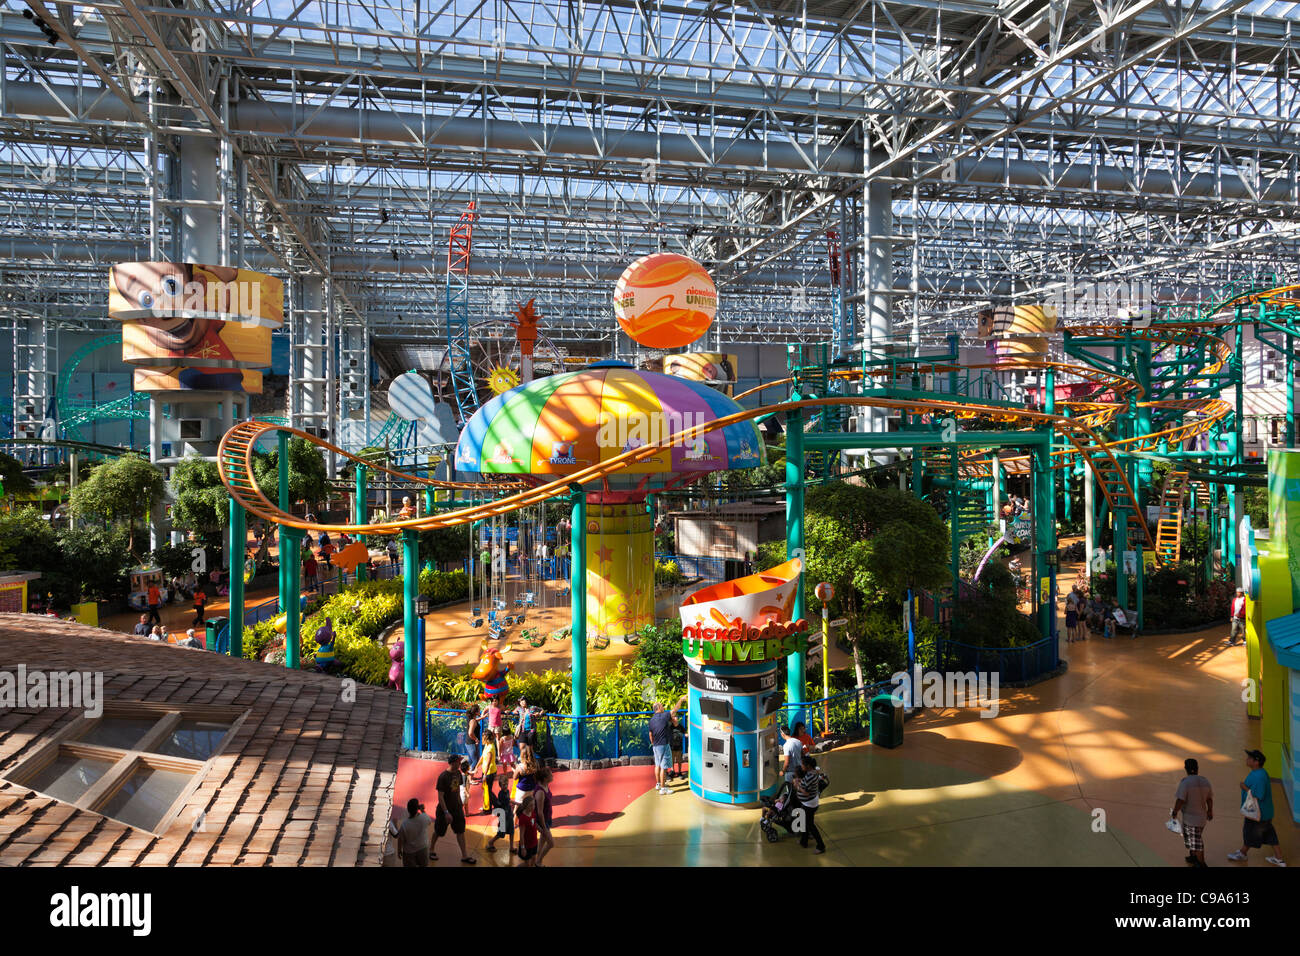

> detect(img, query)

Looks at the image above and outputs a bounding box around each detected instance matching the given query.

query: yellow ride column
[585,498,654,641]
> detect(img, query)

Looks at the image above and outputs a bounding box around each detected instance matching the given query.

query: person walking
[145,581,163,627]
[793,753,826,854]
[472,728,498,814]
[515,793,541,866]
[498,724,517,781]
[781,723,805,783]
[387,538,400,570]
[1227,749,1286,866]
[648,697,685,794]
[1225,588,1247,645]
[393,797,434,867]
[191,586,208,627]
[534,766,555,866]
[1171,757,1213,867]
[303,552,318,593]
[466,705,482,769]
[433,755,476,865]
[486,771,514,856]
[513,744,540,808]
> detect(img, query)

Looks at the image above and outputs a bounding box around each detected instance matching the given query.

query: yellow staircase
[1153,469,1189,564]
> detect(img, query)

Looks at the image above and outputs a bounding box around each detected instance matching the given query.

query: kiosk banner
[679,558,807,664]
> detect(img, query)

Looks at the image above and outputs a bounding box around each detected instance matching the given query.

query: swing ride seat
[471,606,481,616]
[470,618,484,628]
[521,591,536,607]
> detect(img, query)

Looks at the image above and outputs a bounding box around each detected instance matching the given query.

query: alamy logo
[50,886,152,936]
[0,666,103,718]
[890,665,1000,718]
[595,411,707,456]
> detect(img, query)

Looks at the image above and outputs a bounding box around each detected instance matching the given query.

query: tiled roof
[0,613,405,866]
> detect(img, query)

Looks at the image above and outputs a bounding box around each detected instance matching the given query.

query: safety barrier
[915,635,1058,685]
[654,552,735,583]
[421,682,895,764]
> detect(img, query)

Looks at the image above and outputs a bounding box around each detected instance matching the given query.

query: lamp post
[814,581,834,735]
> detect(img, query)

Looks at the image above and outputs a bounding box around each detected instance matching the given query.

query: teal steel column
[354,464,368,582]
[1115,508,1129,610]
[949,448,960,614]
[282,528,303,669]
[1228,321,1245,569]
[276,429,295,667]
[569,488,588,756]
[227,498,245,658]
[1133,339,1153,491]
[1032,440,1056,643]
[1286,319,1296,447]
[1045,364,1057,533]
[785,408,806,722]
[401,527,421,749]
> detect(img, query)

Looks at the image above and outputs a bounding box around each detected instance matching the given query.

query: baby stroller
[759,780,797,843]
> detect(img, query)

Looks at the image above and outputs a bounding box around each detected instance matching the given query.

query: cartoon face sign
[488,442,519,466]
[112,262,242,352]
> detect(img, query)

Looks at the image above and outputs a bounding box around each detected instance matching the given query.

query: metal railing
[421,681,895,764]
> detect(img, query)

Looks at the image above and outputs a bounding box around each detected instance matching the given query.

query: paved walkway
[413,622,1295,866]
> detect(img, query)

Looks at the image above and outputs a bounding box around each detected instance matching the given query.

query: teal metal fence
[421,681,895,763]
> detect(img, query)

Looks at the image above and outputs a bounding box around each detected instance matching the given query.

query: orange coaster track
[217,284,1279,551]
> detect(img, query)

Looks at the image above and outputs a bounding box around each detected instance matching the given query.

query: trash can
[869,693,904,749]
[205,617,228,652]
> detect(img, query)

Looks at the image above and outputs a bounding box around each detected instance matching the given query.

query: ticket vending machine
[688,659,785,806]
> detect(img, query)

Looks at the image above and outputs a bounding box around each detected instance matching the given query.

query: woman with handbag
[792,753,827,855]
[1227,749,1286,866]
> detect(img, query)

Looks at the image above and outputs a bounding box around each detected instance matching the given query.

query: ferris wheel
[432,318,567,414]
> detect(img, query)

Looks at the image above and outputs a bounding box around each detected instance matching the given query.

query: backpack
[816,771,830,794]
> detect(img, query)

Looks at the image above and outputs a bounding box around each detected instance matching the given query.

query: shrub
[653,559,684,588]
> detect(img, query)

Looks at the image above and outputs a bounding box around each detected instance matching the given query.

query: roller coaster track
[218,281,1294,551]
[0,437,135,460]
[55,333,150,440]
[217,394,1156,553]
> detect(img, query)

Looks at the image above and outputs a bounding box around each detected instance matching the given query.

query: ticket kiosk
[679,558,808,807]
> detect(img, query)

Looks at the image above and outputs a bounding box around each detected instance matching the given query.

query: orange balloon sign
[613,253,716,349]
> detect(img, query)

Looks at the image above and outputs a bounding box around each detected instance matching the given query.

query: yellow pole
[822,603,829,734]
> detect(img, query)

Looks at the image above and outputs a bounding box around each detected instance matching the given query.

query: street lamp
[814,582,834,735]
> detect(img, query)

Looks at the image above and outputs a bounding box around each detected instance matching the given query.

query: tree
[68,454,166,555]
[58,525,135,604]
[801,484,950,685]
[0,508,133,606]
[253,437,329,507]
[0,451,34,497]
[419,524,471,571]
[0,507,60,574]
[169,455,231,550]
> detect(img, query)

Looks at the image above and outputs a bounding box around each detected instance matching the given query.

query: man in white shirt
[781,726,804,782]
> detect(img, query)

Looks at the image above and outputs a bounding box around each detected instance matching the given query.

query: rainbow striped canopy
[454,361,764,481]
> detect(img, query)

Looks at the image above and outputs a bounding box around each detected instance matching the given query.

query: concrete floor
[431,621,1295,867]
